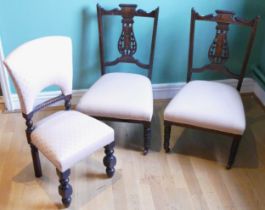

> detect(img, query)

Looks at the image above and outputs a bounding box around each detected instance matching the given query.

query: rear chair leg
[164,124,171,153]
[226,136,242,169]
[30,144,42,177]
[143,123,151,155]
[103,141,117,178]
[56,169,73,207]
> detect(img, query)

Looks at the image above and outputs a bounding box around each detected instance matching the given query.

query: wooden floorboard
[0,95,264,210]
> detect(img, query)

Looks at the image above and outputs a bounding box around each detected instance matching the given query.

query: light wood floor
[0,95,265,210]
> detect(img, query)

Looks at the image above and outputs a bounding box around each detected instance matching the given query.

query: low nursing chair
[76,4,159,155]
[164,9,259,169]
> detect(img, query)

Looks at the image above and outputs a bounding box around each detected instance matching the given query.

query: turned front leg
[56,169,73,207]
[103,141,117,178]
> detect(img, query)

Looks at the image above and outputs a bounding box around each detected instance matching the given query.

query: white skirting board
[253,81,265,105]
[6,77,265,112]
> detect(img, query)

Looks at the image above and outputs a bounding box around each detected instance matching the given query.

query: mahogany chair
[164,9,259,169]
[4,36,117,207]
[77,4,159,155]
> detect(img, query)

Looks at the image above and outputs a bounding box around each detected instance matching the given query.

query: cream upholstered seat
[4,36,117,207]
[76,4,159,155]
[77,72,153,122]
[163,9,259,169]
[164,80,246,135]
[31,110,114,172]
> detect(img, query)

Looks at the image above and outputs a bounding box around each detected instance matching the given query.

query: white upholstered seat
[77,72,153,122]
[31,110,114,172]
[164,80,246,135]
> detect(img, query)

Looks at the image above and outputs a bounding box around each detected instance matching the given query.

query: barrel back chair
[77,4,159,155]
[164,9,259,169]
[4,36,117,207]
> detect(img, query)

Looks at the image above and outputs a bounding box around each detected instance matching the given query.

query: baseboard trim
[8,77,265,111]
[253,81,265,106]
[153,77,255,99]
[152,82,186,99]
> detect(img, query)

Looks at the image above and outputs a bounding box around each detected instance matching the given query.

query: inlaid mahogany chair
[164,9,259,169]
[4,36,117,207]
[77,4,159,155]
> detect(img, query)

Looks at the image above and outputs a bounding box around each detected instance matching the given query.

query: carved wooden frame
[95,4,159,155]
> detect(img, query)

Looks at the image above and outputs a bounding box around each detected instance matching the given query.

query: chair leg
[226,136,242,169]
[30,144,42,177]
[56,169,73,207]
[103,141,117,178]
[164,124,171,153]
[143,123,151,155]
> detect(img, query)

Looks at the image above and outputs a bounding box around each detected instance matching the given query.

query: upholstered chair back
[4,36,73,114]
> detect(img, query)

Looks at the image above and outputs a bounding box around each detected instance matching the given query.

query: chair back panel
[97,4,159,79]
[187,9,259,90]
[4,36,73,114]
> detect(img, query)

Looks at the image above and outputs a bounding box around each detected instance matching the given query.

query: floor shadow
[12,163,36,183]
[12,157,121,209]
[169,118,259,169]
[161,95,262,169]
[106,104,162,154]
